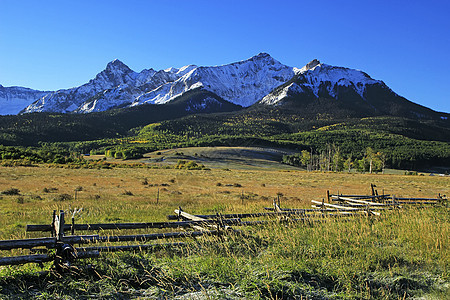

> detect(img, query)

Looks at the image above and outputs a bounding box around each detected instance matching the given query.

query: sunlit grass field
[0,165,448,299]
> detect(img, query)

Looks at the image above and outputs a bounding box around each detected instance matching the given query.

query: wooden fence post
[177,206,182,221]
[57,210,65,241]
[51,210,56,237]
[371,184,376,196]
[71,215,75,235]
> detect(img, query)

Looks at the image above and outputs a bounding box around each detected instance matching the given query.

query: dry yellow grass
[0,165,448,298]
[0,165,448,240]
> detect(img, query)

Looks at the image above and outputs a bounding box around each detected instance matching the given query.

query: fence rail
[0,184,446,269]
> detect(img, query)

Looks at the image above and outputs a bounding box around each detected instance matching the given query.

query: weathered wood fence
[0,184,446,269]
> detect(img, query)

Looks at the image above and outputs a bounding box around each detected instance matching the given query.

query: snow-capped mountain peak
[295,59,321,74]
[2,53,435,118]
[11,55,381,114]
[260,59,383,105]
[94,59,135,86]
[131,53,296,108]
[106,59,131,71]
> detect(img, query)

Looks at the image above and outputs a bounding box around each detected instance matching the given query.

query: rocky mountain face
[260,60,447,119]
[21,59,197,114]
[19,53,294,114]
[0,54,447,120]
[0,85,49,115]
[131,53,295,108]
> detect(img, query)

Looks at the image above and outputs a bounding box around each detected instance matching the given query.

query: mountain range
[1,53,448,120]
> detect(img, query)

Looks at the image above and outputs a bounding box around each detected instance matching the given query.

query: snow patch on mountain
[195,53,295,107]
[295,58,321,74]
[303,63,379,98]
[260,83,303,105]
[22,60,199,114]
[130,53,296,108]
[23,59,138,113]
[260,59,382,105]
[0,85,50,115]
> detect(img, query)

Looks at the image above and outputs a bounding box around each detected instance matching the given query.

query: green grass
[0,207,448,299]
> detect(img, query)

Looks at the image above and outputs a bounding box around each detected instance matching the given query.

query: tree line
[282,145,387,173]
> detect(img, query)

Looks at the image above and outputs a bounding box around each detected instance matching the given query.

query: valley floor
[0,163,448,299]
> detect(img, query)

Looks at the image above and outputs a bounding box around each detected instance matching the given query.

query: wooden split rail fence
[0,206,365,268]
[309,184,447,216]
[0,209,232,268]
[0,185,446,268]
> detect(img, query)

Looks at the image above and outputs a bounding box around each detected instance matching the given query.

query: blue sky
[1,0,449,112]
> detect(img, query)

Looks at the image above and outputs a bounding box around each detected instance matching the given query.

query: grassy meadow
[0,163,448,299]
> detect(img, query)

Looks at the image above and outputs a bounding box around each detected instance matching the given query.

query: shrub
[175,160,207,170]
[54,194,73,201]
[43,187,58,193]
[405,171,418,175]
[122,190,133,196]
[2,188,20,195]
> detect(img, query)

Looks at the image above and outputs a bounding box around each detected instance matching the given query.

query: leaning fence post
[326,190,330,203]
[51,210,57,237]
[177,206,182,221]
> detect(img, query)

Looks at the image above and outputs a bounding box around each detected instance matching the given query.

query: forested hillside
[0,102,448,171]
